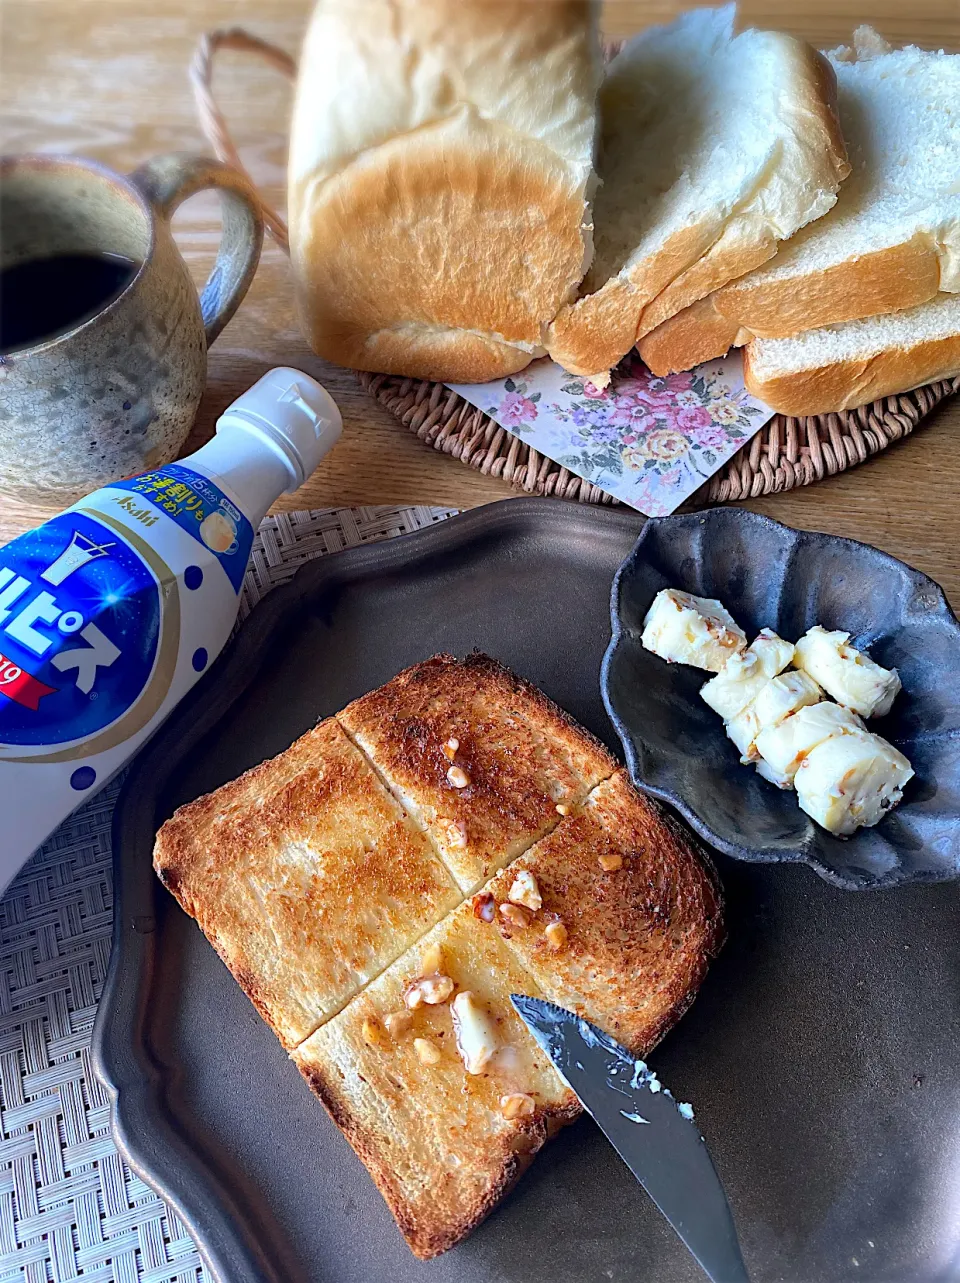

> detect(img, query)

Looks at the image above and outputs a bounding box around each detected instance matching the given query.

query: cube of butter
[726,670,822,762]
[641,589,746,673]
[700,629,795,720]
[795,731,914,835]
[794,626,901,718]
[754,758,793,790]
[754,702,865,786]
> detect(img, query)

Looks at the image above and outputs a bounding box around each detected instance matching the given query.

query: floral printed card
[448,351,774,515]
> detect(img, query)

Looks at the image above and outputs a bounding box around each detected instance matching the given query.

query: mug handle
[129,153,264,347]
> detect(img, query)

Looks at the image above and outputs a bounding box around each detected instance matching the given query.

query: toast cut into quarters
[154,655,724,1257]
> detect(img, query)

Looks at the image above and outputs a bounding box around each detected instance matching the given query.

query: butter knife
[511,994,749,1283]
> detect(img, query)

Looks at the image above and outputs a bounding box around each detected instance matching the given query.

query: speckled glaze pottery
[601,507,960,890]
[0,153,263,504]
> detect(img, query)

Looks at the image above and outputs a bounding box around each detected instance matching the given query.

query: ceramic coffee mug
[0,152,263,504]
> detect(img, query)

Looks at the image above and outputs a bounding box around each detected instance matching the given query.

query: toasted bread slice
[155,658,723,1259]
[293,900,580,1259]
[153,719,461,1049]
[482,770,724,1054]
[337,653,616,892]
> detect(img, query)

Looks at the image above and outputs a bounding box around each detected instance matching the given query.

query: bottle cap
[215,367,343,492]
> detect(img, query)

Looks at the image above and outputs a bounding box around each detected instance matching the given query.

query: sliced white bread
[288,0,602,383]
[544,5,849,378]
[639,28,960,377]
[743,291,960,415]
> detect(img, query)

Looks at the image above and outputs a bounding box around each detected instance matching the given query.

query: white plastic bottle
[0,367,341,887]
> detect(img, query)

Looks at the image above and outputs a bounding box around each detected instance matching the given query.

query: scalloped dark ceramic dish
[601,508,960,890]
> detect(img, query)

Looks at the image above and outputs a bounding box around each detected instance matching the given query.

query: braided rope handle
[190,28,295,253]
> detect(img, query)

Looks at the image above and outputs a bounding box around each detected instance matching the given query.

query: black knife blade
[512,994,749,1283]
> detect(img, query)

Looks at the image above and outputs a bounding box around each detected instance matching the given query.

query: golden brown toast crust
[298,1055,579,1259]
[337,652,617,891]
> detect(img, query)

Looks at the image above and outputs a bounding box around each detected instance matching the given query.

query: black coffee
[0,252,140,354]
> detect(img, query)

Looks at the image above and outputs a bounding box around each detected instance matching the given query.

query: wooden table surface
[2,1,959,600]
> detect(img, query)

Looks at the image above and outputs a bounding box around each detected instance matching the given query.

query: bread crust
[545,37,849,377]
[545,218,724,377]
[291,131,585,381]
[636,294,746,375]
[718,235,943,338]
[637,236,946,377]
[288,0,600,382]
[636,223,779,340]
[743,328,960,415]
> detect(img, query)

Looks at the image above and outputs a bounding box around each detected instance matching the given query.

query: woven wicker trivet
[192,29,960,509]
[358,371,960,508]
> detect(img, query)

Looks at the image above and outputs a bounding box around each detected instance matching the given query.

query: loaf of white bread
[288,0,603,383]
[287,5,959,414]
[638,28,960,412]
[287,2,848,384]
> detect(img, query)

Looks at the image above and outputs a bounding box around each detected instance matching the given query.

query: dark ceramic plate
[95,500,960,1283]
[601,507,960,890]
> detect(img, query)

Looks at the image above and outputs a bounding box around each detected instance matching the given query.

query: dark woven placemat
[358,372,960,508]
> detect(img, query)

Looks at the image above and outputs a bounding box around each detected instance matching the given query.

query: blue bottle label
[111,463,253,593]
[0,512,162,747]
